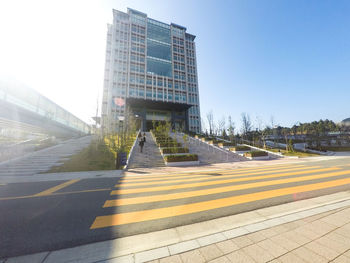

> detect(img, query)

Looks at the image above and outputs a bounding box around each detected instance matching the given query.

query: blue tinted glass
[147,58,172,77]
[147,39,171,61]
[147,22,170,44]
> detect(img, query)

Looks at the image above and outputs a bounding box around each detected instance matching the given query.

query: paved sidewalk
[3,191,350,263]
[147,206,350,263]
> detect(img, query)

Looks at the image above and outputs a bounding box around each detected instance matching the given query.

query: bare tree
[218,116,226,137]
[255,115,263,132]
[206,110,214,135]
[241,112,252,139]
[200,117,206,134]
[227,115,235,142]
[270,115,275,129]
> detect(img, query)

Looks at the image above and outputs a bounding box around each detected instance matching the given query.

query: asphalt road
[1,157,350,258]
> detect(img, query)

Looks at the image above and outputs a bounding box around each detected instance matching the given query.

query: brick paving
[146,206,350,263]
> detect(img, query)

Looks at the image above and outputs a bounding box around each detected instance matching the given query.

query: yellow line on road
[122,164,305,182]
[120,164,307,185]
[119,166,318,188]
[91,176,350,229]
[0,188,111,201]
[105,170,350,207]
[112,167,337,195]
[34,179,80,196]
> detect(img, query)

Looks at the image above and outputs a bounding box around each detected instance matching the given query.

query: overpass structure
[0,80,91,138]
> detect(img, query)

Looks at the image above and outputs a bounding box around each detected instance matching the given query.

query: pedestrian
[143,133,146,143]
[139,136,145,153]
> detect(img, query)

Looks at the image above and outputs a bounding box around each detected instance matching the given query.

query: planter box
[158,142,182,148]
[160,148,189,155]
[245,156,270,160]
[218,142,235,148]
[231,150,250,155]
[162,152,191,157]
[230,146,251,152]
[165,160,200,166]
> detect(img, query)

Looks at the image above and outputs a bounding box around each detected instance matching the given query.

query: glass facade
[147,39,171,61]
[147,57,172,77]
[146,19,172,77]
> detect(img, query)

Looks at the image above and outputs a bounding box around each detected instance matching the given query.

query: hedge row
[158,142,182,148]
[244,151,268,157]
[164,154,198,162]
[161,147,189,154]
[218,142,236,147]
[230,146,251,151]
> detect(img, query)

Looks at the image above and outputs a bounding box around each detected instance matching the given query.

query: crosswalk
[90,163,350,230]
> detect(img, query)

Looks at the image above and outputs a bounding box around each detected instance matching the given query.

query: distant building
[101,8,201,133]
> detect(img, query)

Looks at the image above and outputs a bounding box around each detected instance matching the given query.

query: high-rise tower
[101,8,201,133]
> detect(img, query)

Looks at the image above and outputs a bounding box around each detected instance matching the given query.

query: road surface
[1,157,350,258]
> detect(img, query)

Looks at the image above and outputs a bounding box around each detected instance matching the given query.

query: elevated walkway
[127,132,165,169]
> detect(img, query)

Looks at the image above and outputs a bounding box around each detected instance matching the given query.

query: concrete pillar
[141,108,147,131]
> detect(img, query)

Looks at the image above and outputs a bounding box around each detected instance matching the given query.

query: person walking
[139,135,145,153]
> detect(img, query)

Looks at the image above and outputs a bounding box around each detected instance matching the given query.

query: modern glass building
[101,8,201,133]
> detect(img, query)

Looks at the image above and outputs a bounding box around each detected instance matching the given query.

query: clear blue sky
[114,0,350,130]
[1,0,349,130]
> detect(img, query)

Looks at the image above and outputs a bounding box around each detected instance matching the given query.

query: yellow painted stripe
[119,166,317,188]
[105,169,350,207]
[91,176,350,229]
[112,167,338,195]
[34,179,80,196]
[120,164,307,185]
[122,164,305,182]
[0,188,110,201]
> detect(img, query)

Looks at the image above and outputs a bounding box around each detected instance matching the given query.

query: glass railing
[0,83,90,134]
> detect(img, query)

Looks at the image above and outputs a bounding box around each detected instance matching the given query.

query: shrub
[158,142,182,148]
[161,147,189,154]
[230,146,251,151]
[244,151,268,157]
[218,142,235,147]
[164,154,198,162]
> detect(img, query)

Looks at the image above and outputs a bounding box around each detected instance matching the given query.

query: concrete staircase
[0,136,92,176]
[127,132,165,169]
[171,133,247,164]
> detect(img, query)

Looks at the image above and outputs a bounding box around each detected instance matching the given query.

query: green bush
[164,154,198,162]
[158,142,182,148]
[218,142,236,147]
[244,151,268,157]
[161,147,189,154]
[230,146,251,151]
